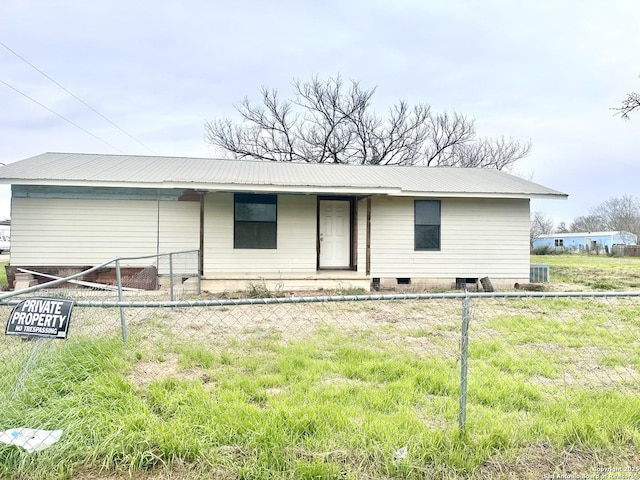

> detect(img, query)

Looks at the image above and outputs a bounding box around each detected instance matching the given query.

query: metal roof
[536,231,635,238]
[0,152,567,199]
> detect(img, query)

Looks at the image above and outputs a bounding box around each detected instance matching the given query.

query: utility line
[0,40,156,154]
[0,78,126,154]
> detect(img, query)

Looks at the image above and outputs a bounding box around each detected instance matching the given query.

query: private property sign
[5,298,74,339]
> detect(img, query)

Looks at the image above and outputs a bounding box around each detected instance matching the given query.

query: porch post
[366,197,371,276]
[199,192,205,276]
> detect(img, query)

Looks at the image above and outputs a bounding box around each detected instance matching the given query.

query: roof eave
[0,179,402,196]
[0,179,569,199]
[398,190,568,200]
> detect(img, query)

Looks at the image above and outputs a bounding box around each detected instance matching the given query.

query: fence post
[115,259,127,344]
[197,249,202,295]
[459,291,470,431]
[169,253,174,302]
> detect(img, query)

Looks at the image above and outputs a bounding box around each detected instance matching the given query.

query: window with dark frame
[415,200,441,250]
[234,193,277,249]
[555,239,564,247]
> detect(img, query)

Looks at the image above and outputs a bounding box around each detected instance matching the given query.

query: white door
[319,200,350,268]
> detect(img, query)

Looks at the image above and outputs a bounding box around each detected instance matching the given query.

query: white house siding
[203,192,317,273]
[155,201,200,256]
[369,196,530,285]
[10,197,199,266]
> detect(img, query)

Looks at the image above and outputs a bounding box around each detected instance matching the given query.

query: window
[554,239,564,247]
[415,200,441,250]
[234,193,277,249]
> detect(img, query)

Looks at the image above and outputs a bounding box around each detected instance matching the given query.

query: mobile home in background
[0,219,9,253]
[532,231,637,253]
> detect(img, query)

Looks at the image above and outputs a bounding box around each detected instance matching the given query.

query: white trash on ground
[0,428,63,452]
[393,446,408,461]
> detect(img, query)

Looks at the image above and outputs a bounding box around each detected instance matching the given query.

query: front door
[319,200,351,268]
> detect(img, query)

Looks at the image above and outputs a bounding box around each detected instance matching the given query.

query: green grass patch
[1,313,639,479]
[532,253,640,290]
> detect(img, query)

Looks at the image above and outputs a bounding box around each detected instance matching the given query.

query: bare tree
[569,214,607,233]
[205,75,531,169]
[613,75,640,120]
[530,211,554,246]
[556,221,569,234]
[569,195,640,240]
[590,195,640,238]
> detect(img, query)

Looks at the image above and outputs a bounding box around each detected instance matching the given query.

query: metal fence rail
[1,286,639,474]
[6,249,201,303]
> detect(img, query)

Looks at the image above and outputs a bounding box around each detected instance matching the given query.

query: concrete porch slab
[200,271,371,294]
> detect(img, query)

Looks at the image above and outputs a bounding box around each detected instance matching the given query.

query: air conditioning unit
[530,264,549,283]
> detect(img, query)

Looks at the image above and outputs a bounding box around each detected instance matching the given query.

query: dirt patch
[476,444,640,479]
[531,364,639,389]
[127,354,209,388]
[71,460,237,480]
[320,375,372,388]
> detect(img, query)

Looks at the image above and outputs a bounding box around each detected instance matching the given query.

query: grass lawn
[2,320,640,480]
[532,253,640,290]
[0,254,639,479]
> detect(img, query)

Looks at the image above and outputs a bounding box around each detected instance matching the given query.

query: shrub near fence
[1,288,640,478]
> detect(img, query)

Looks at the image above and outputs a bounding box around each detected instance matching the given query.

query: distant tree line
[531,195,640,244]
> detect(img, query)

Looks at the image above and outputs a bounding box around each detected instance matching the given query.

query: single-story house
[532,231,638,252]
[0,152,566,292]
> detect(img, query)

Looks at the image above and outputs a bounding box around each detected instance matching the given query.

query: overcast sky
[1,0,639,224]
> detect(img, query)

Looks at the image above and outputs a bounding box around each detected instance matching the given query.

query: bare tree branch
[613,75,640,120]
[422,112,475,166]
[615,91,640,119]
[530,211,555,245]
[204,75,532,170]
[453,136,533,170]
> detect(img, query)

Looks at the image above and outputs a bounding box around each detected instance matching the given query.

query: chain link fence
[9,249,200,300]
[1,273,639,477]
